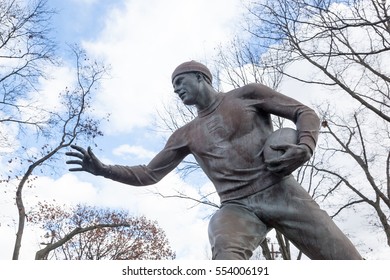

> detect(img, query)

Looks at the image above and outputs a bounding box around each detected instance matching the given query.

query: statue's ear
[196,73,211,85]
[195,72,203,82]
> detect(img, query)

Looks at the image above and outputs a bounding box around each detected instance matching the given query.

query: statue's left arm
[102,133,190,186]
[238,83,320,153]
[237,83,320,175]
[66,129,190,186]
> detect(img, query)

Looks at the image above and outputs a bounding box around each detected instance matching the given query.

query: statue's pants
[208,175,362,260]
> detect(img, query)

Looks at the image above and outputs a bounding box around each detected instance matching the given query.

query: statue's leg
[208,203,269,260]
[252,176,362,260]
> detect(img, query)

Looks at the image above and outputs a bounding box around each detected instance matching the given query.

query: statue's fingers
[65,152,84,160]
[267,165,283,173]
[267,164,288,175]
[68,167,85,172]
[269,144,292,150]
[70,145,87,154]
[264,158,281,166]
[66,160,83,166]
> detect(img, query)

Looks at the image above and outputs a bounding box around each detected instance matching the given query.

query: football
[263,127,298,161]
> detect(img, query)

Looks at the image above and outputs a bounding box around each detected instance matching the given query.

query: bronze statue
[66,61,362,260]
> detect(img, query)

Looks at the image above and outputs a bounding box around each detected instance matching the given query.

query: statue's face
[172,73,200,106]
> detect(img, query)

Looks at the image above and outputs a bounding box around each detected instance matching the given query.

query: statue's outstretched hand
[265,144,311,176]
[66,145,106,176]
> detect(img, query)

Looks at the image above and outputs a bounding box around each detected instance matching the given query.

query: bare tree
[215,36,284,91]
[314,107,390,245]
[0,0,56,138]
[9,46,108,260]
[243,0,389,120]
[234,0,390,252]
[29,203,175,260]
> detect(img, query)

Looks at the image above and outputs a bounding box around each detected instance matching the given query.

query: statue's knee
[207,204,267,260]
[210,233,251,260]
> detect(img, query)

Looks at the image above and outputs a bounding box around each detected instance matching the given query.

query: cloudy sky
[1,0,389,262]
[0,0,245,260]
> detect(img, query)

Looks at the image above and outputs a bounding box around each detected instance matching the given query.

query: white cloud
[112,144,155,160]
[36,64,75,110]
[82,0,243,135]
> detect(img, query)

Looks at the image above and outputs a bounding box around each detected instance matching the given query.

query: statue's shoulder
[228,83,265,99]
[166,121,194,148]
[170,118,197,137]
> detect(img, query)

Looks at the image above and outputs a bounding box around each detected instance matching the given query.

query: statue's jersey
[104,83,320,203]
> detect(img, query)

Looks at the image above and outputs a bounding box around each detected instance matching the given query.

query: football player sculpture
[66,60,363,260]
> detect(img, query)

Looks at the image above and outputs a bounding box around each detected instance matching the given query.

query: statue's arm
[237,83,320,153]
[66,131,190,186]
[101,145,189,186]
[233,83,320,176]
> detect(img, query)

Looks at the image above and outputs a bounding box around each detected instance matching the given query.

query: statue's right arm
[66,132,190,186]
